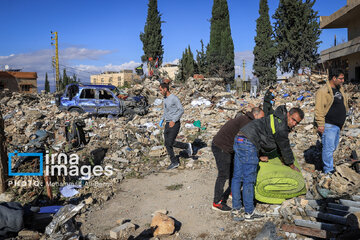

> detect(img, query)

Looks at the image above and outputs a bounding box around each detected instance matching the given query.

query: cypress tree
[273,0,321,74]
[140,0,164,68]
[196,40,208,76]
[44,72,50,93]
[207,0,235,84]
[176,46,195,82]
[184,46,195,80]
[253,0,277,86]
[62,69,69,90]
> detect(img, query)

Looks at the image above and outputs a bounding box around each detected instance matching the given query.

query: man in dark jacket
[263,86,275,116]
[231,105,304,221]
[212,107,264,212]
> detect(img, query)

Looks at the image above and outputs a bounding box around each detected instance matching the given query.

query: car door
[59,84,79,110]
[78,88,97,113]
[97,89,120,115]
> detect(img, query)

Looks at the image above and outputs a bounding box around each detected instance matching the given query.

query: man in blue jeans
[315,69,349,174]
[232,106,304,221]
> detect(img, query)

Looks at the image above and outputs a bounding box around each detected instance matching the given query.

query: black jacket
[263,89,275,104]
[239,105,295,165]
[212,112,254,153]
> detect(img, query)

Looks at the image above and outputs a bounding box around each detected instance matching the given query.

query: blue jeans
[322,123,340,174]
[231,136,259,213]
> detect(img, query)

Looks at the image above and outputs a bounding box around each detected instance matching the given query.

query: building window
[109,77,113,82]
[21,85,31,92]
[101,78,104,83]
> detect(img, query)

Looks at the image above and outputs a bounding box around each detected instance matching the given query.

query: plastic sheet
[45,202,85,237]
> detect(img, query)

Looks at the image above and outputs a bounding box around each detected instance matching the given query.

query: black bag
[65,120,86,148]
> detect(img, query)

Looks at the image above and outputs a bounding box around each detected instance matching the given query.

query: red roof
[6,71,37,79]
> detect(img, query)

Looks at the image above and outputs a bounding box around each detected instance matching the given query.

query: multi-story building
[161,64,178,80]
[0,70,37,93]
[320,0,360,82]
[90,70,140,87]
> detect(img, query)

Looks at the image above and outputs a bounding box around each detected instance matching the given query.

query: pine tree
[184,46,195,80]
[176,46,195,82]
[273,0,321,74]
[253,0,277,86]
[196,40,208,76]
[207,0,235,84]
[140,0,164,68]
[61,69,69,90]
[44,72,50,93]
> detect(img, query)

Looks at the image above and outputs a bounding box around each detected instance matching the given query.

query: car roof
[67,83,117,90]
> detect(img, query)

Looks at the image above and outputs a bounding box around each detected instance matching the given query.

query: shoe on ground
[187,143,193,156]
[167,162,179,170]
[212,201,231,212]
[244,210,265,221]
[231,208,244,221]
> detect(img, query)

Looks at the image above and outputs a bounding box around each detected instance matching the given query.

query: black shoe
[212,200,232,212]
[167,162,179,170]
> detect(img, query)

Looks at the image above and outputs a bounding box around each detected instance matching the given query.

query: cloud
[0,47,114,92]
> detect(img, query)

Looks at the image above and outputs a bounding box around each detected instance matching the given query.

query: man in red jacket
[212,107,264,212]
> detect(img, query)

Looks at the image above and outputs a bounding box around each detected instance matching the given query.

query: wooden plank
[306,210,347,225]
[294,219,342,232]
[281,224,334,239]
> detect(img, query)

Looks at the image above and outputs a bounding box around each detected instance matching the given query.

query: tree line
[44,69,80,93]
[140,0,321,86]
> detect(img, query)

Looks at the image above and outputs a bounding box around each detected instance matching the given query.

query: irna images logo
[8,151,113,179]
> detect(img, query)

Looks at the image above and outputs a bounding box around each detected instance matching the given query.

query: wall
[348,16,360,41]
[347,52,360,81]
[0,73,20,92]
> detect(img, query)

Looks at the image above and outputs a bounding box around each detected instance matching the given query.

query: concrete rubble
[0,75,359,239]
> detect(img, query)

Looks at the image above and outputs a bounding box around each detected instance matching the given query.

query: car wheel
[69,108,84,114]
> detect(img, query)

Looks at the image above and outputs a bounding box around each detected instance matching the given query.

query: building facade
[90,70,140,87]
[0,71,37,93]
[320,0,360,82]
[161,64,178,80]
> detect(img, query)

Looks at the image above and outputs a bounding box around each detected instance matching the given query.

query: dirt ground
[80,168,284,239]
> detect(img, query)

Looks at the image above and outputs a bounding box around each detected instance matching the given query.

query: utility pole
[242,60,246,92]
[51,31,60,92]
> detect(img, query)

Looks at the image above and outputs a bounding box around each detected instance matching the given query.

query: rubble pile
[0,76,359,239]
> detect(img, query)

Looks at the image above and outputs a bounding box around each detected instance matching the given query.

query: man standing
[315,70,348,174]
[250,74,260,98]
[159,83,192,170]
[212,108,264,212]
[232,105,304,221]
[263,86,276,116]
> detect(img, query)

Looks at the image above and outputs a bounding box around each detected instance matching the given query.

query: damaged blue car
[56,84,149,117]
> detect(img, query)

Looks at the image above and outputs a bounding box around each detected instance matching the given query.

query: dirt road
[80,168,283,239]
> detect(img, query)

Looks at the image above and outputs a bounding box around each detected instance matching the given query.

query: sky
[0,0,348,92]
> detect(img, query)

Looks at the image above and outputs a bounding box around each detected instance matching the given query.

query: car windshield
[111,87,127,96]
